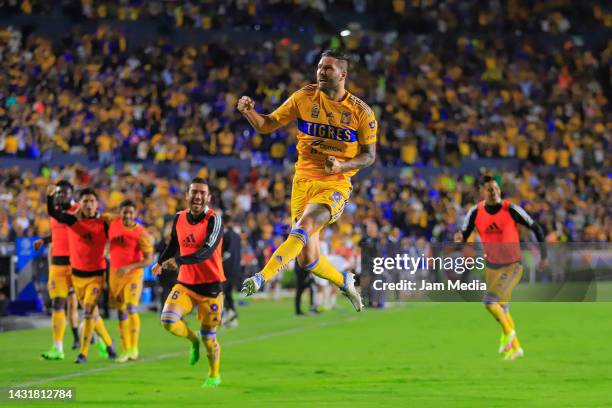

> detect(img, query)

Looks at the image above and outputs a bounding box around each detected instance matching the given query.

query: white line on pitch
[10,316,359,388]
[10,302,419,388]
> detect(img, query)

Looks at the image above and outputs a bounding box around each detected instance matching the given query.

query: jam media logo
[341,111,351,125]
[181,233,199,248]
[311,103,320,118]
[485,222,502,234]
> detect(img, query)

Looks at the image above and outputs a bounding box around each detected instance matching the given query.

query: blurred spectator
[0,2,610,168]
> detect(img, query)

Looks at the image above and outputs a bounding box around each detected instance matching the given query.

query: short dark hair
[78,188,98,199]
[56,180,74,191]
[320,49,350,72]
[479,174,498,188]
[480,174,494,184]
[190,177,208,186]
[119,199,136,209]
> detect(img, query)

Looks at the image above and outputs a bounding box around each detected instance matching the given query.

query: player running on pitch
[153,178,225,387]
[108,200,153,362]
[47,186,118,363]
[37,181,80,360]
[237,50,377,311]
[455,175,547,361]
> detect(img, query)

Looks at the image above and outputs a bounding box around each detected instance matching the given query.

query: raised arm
[237,90,298,134]
[46,185,77,225]
[236,96,283,134]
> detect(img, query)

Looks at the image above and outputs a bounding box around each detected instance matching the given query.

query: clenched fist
[33,239,45,250]
[46,184,57,197]
[324,156,342,174]
[237,96,255,113]
[151,263,162,277]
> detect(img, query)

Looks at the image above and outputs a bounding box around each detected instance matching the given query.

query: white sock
[54,341,63,352]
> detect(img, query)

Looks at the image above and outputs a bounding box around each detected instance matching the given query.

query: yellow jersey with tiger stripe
[270,84,378,182]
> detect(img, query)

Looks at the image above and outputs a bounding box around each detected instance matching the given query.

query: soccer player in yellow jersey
[237,50,377,311]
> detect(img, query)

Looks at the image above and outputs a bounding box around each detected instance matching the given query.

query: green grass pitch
[1,298,611,407]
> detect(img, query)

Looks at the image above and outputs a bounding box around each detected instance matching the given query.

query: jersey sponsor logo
[181,233,199,248]
[309,140,342,153]
[311,104,320,119]
[369,120,376,129]
[341,111,351,125]
[485,222,502,234]
[297,119,357,142]
[81,232,93,242]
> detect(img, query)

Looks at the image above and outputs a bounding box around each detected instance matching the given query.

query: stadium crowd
[0,162,609,268]
[0,1,610,168]
[0,0,610,277]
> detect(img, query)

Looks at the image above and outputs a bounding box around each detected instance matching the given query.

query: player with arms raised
[46,186,117,363]
[237,50,377,311]
[37,181,80,360]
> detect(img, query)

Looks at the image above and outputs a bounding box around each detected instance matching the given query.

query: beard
[317,77,338,91]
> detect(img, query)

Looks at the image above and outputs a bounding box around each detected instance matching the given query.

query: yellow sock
[260,231,308,281]
[201,330,220,377]
[505,312,521,349]
[94,317,113,347]
[504,310,515,329]
[304,256,344,287]
[500,304,521,349]
[51,310,67,344]
[485,303,513,334]
[79,318,95,356]
[509,318,521,349]
[118,309,131,351]
[128,311,140,351]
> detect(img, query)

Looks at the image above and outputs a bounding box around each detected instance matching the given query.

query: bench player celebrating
[108,200,153,362]
[47,185,117,363]
[37,181,80,360]
[152,178,225,388]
